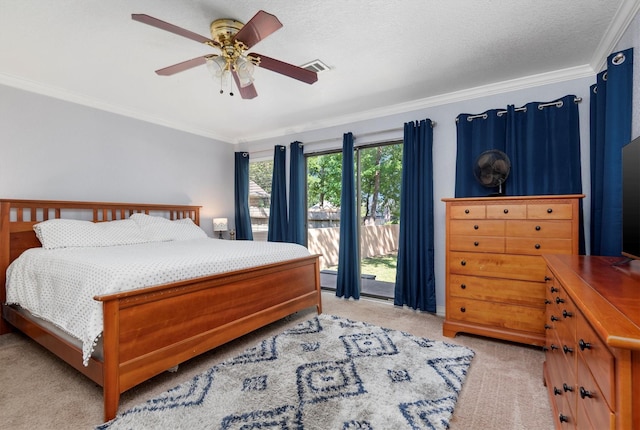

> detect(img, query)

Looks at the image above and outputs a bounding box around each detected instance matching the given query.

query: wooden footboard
[0,199,322,422]
[98,254,321,420]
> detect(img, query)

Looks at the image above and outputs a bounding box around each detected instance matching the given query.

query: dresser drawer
[506,237,573,255]
[450,204,486,219]
[527,202,574,220]
[506,220,573,239]
[450,219,505,236]
[546,349,577,428]
[450,235,505,253]
[449,274,544,307]
[577,354,615,430]
[487,204,527,219]
[449,252,546,282]
[448,297,545,333]
[576,312,615,409]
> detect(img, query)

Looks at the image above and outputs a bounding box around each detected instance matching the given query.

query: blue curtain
[268,145,289,242]
[394,119,436,312]
[234,152,253,240]
[590,48,633,256]
[455,110,507,197]
[506,96,585,253]
[287,141,307,246]
[505,96,582,196]
[336,132,360,299]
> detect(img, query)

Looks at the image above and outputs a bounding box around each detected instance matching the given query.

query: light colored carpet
[98,314,474,429]
[0,292,554,429]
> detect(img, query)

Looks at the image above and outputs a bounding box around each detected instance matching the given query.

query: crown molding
[0,62,599,146]
[589,0,640,72]
[0,72,234,143]
[240,64,596,144]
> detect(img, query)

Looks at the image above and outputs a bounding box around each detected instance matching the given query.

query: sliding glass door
[307,141,402,299]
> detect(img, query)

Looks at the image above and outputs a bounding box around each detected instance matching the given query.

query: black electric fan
[473,149,511,196]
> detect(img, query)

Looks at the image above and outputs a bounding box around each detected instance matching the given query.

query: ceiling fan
[131,10,318,99]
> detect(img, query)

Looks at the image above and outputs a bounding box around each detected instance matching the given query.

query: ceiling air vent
[301,59,330,73]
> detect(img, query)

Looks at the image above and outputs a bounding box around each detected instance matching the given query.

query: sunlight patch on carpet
[97,315,474,430]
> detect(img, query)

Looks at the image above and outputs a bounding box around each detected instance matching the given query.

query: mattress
[5,238,310,365]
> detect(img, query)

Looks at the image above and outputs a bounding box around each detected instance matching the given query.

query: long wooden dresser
[442,194,583,346]
[543,255,640,429]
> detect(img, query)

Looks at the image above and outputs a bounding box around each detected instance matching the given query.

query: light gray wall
[615,9,640,140]
[240,75,595,314]
[0,85,235,236]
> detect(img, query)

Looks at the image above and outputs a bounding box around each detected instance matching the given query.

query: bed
[0,199,322,422]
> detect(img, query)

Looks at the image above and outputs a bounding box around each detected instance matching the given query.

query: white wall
[239,76,595,314]
[0,85,235,236]
[615,9,640,140]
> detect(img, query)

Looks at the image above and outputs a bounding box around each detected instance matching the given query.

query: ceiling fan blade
[234,10,283,49]
[132,14,216,46]
[232,71,258,99]
[249,53,318,84]
[155,56,210,76]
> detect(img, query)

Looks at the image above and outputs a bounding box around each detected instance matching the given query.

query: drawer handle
[545,299,551,305]
[460,284,466,289]
[550,286,558,293]
[535,225,541,231]
[544,276,552,281]
[550,315,559,322]
[503,208,509,214]
[555,297,564,304]
[579,387,593,399]
[544,324,552,330]
[563,383,573,393]
[562,310,573,318]
[473,224,479,230]
[465,209,470,214]
[547,208,553,213]
[460,307,466,313]
[460,260,466,266]
[474,241,479,246]
[550,344,558,350]
[562,345,574,354]
[553,387,562,396]
[559,414,569,423]
[578,339,591,351]
[535,243,541,249]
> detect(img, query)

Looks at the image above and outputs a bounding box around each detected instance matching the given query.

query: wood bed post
[0,201,11,334]
[101,299,120,421]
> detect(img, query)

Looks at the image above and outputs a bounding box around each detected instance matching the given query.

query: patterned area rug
[98,315,474,430]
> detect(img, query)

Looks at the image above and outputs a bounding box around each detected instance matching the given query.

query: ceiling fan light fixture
[235,56,255,88]
[206,56,233,94]
[206,56,226,77]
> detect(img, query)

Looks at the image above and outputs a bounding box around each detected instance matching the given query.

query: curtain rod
[292,121,437,147]
[463,97,583,121]
[248,121,438,156]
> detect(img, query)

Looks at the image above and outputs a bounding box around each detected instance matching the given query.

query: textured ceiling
[0,0,637,143]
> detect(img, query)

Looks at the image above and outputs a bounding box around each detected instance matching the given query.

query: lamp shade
[213,218,228,232]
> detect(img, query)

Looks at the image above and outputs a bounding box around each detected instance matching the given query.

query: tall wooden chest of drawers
[543,255,640,429]
[442,195,583,346]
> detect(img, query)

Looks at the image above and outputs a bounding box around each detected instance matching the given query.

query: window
[248,160,272,241]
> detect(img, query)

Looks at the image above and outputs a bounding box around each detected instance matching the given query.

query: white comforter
[5,238,310,365]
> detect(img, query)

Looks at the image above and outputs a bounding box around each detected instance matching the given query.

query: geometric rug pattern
[97,314,474,430]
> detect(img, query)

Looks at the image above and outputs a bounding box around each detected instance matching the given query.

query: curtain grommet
[612,52,626,66]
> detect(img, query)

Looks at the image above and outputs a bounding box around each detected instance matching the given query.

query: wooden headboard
[0,199,201,312]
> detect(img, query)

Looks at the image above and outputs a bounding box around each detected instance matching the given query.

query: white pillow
[129,213,207,241]
[33,218,149,249]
